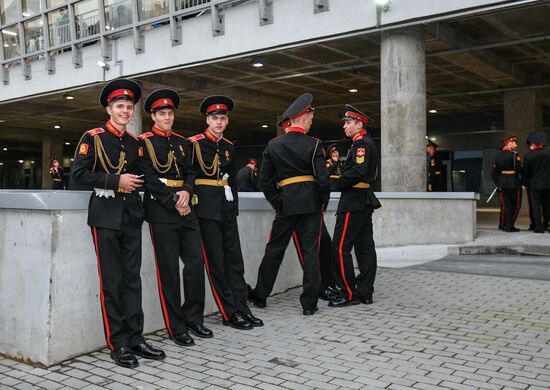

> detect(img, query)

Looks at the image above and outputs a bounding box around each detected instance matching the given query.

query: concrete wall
[0,191,477,366]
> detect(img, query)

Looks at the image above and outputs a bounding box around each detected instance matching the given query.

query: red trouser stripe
[500,191,505,227]
[292,230,305,267]
[338,212,354,300]
[201,241,229,321]
[92,227,114,351]
[148,224,174,336]
[317,214,323,278]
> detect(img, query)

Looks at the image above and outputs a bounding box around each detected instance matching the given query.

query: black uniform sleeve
[139,139,178,210]
[340,141,371,189]
[260,147,281,211]
[227,143,239,209]
[71,133,120,190]
[313,141,330,207]
[180,141,195,196]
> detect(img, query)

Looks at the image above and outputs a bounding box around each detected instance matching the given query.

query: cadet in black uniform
[523,132,550,233]
[188,95,262,330]
[72,79,165,369]
[427,140,445,192]
[248,93,330,315]
[139,89,213,347]
[491,135,522,232]
[326,144,344,192]
[329,105,381,307]
[49,157,65,189]
[237,158,259,191]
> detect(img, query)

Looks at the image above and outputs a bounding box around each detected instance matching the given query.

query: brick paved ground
[1,268,549,390]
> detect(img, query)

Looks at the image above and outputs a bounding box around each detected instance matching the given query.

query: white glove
[94,188,115,198]
[222,173,234,202]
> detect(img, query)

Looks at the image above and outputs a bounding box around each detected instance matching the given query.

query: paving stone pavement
[1,267,549,390]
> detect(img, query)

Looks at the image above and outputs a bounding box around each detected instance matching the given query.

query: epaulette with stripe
[138,132,154,140]
[188,134,205,143]
[172,132,186,139]
[222,137,234,145]
[86,128,105,136]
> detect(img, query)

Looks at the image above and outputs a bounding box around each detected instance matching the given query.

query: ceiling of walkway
[0,1,549,159]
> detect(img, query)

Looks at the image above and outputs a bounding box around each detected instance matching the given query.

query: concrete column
[503,90,542,155]
[126,98,144,137]
[380,26,426,191]
[503,90,543,220]
[42,137,64,189]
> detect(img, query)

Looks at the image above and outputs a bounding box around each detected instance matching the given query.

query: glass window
[75,0,99,39]
[2,26,20,59]
[1,0,18,25]
[138,0,168,21]
[177,0,210,11]
[24,17,43,54]
[104,0,132,30]
[48,7,70,47]
[47,0,69,8]
[22,0,42,18]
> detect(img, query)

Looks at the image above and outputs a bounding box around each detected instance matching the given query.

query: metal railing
[0,0,227,84]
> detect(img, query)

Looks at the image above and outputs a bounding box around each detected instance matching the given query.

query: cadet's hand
[176,204,191,216]
[427,184,432,192]
[176,190,190,208]
[119,174,144,191]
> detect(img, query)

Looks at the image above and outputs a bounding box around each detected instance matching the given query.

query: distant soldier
[523,132,550,233]
[491,135,522,232]
[248,93,330,315]
[237,158,259,192]
[426,140,445,192]
[326,144,344,191]
[329,105,381,307]
[72,79,165,368]
[139,89,213,347]
[49,157,65,189]
[188,95,263,330]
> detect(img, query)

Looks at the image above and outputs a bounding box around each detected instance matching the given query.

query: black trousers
[91,215,144,351]
[148,215,205,337]
[291,219,337,291]
[255,212,322,310]
[198,211,250,321]
[332,206,377,301]
[499,188,522,229]
[529,190,550,230]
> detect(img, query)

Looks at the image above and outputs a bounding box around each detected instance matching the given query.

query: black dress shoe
[110,347,138,369]
[187,323,214,338]
[502,226,519,232]
[360,296,374,305]
[129,342,166,360]
[328,296,361,307]
[318,287,340,302]
[534,228,545,233]
[247,285,267,308]
[223,312,253,330]
[171,332,195,346]
[242,312,264,327]
[303,306,318,316]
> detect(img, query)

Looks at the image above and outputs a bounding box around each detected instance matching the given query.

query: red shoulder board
[125,132,138,140]
[138,132,154,140]
[86,128,105,136]
[188,134,205,143]
[222,137,234,145]
[172,132,186,139]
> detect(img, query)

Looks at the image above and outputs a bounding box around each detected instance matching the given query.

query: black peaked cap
[282,93,314,120]
[144,89,180,113]
[99,79,141,107]
[200,95,234,116]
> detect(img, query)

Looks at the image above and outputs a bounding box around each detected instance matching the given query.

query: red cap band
[207,104,229,113]
[151,98,175,111]
[290,104,311,120]
[328,146,338,153]
[107,89,134,103]
[345,111,369,124]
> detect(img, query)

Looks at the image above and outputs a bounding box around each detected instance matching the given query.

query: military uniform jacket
[427,153,445,188]
[491,149,522,189]
[260,128,330,215]
[237,165,259,192]
[71,122,145,230]
[336,131,381,213]
[139,126,196,224]
[188,129,238,221]
[523,148,550,190]
[326,158,343,191]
